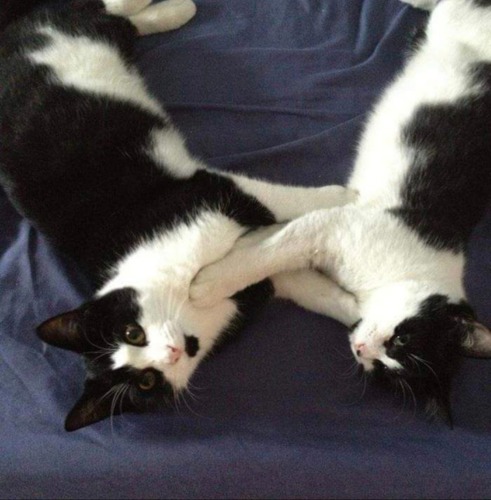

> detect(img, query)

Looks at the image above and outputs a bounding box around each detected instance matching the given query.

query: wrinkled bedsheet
[1,1,490,498]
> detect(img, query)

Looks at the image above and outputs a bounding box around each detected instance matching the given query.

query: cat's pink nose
[167,345,183,364]
[355,343,366,357]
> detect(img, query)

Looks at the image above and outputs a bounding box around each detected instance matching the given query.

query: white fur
[401,0,438,10]
[148,127,203,178]
[103,0,152,16]
[102,211,246,390]
[226,173,358,222]
[190,0,489,371]
[101,181,356,390]
[129,0,197,36]
[28,0,363,391]
[29,26,166,116]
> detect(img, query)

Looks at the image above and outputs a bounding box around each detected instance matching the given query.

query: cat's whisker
[109,384,126,437]
[81,328,110,352]
[180,389,205,419]
[173,295,187,323]
[340,360,361,379]
[403,378,417,414]
[411,354,439,382]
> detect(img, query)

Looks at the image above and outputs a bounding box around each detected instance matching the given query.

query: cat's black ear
[65,381,126,432]
[37,309,87,353]
[460,322,491,358]
[447,301,491,358]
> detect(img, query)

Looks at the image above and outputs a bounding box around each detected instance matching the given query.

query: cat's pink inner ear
[461,321,491,358]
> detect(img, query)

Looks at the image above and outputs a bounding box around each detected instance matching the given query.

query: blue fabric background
[1,1,490,498]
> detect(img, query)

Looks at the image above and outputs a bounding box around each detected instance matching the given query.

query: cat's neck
[358,279,466,320]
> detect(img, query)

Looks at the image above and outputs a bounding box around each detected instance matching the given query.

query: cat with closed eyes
[0,0,357,431]
[191,0,491,424]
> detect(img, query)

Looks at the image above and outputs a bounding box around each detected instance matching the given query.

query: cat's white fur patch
[29,26,165,116]
[103,211,246,390]
[147,127,203,178]
[129,0,197,36]
[103,0,152,17]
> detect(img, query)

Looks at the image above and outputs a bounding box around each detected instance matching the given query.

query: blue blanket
[1,1,490,497]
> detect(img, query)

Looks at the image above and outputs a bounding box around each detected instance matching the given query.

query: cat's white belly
[348,35,480,208]
[314,206,466,299]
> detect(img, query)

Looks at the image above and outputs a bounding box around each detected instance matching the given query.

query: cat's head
[349,290,491,425]
[37,287,206,431]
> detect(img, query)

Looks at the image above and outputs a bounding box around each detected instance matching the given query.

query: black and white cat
[191,0,491,423]
[0,0,356,431]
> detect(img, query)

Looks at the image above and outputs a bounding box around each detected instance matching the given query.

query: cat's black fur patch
[375,294,474,425]
[0,0,277,430]
[65,366,172,432]
[184,335,199,358]
[391,64,491,252]
[0,2,276,285]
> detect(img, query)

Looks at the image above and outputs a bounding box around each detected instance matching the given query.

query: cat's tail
[0,0,45,32]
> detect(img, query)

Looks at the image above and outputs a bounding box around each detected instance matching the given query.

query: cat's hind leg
[190,209,333,307]
[272,270,360,327]
[400,0,438,10]
[214,222,360,325]
[224,172,358,222]
[103,0,152,16]
[128,0,197,35]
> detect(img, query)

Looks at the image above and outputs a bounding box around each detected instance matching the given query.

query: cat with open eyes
[191,0,491,423]
[0,0,357,431]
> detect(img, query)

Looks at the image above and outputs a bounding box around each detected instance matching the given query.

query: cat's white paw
[104,0,152,17]
[190,264,240,308]
[130,0,197,35]
[400,0,438,11]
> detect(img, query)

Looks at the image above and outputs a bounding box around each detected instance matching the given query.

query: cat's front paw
[190,264,240,308]
[400,0,438,10]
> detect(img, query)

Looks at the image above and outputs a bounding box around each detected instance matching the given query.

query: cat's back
[0,6,171,245]
[348,4,491,250]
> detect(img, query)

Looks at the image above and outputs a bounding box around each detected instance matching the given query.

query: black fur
[1,1,276,430]
[184,335,199,358]
[391,64,491,252]
[0,0,45,31]
[374,294,474,425]
[0,4,275,284]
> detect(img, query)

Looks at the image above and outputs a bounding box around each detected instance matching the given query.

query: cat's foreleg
[190,208,338,307]
[225,222,360,325]
[272,270,360,327]
[224,172,358,221]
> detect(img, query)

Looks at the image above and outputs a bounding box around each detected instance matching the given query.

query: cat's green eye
[394,334,409,347]
[138,370,156,391]
[125,324,146,346]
